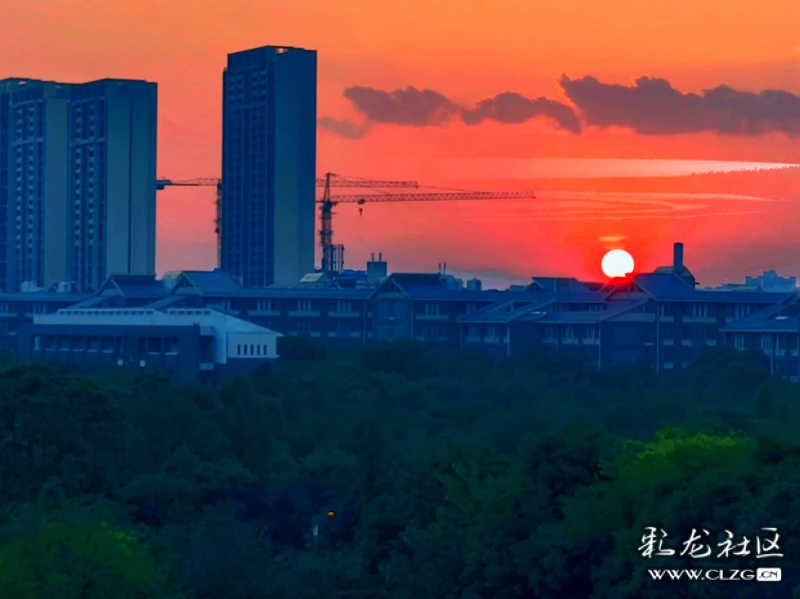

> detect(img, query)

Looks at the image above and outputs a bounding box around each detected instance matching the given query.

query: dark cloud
[462,92,582,133]
[559,75,800,137]
[320,76,800,139]
[317,117,369,139]
[343,86,459,126]
[322,85,580,137]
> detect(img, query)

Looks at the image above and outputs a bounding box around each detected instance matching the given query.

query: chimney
[673,242,684,271]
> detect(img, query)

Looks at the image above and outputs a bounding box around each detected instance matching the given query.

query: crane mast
[156,174,535,275]
[156,173,418,272]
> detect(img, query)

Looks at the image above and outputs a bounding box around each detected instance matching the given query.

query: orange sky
[1,0,799,285]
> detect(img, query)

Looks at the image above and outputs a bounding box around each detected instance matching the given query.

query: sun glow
[601,249,635,278]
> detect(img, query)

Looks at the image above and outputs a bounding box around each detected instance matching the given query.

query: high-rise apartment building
[0,77,157,292]
[220,46,317,288]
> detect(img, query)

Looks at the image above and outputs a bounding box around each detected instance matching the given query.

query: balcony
[250,309,280,316]
[683,316,717,323]
[329,311,361,318]
[288,310,320,318]
[615,313,656,322]
[416,313,449,321]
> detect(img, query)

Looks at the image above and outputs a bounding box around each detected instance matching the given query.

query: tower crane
[319,172,536,272]
[155,174,418,268]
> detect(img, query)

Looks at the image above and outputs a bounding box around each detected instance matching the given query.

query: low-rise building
[721,294,800,383]
[0,242,796,382]
[18,307,281,384]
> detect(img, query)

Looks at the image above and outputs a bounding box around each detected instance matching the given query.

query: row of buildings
[1,44,317,293]
[3,244,798,384]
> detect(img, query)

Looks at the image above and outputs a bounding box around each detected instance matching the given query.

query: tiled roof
[458,298,555,323]
[721,295,800,332]
[0,292,91,302]
[529,277,593,293]
[630,273,788,303]
[220,287,376,300]
[176,270,244,295]
[146,295,189,310]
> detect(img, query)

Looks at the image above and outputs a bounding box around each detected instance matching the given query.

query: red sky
[2,0,799,286]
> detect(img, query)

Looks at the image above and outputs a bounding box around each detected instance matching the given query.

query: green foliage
[0,503,176,598]
[0,347,799,598]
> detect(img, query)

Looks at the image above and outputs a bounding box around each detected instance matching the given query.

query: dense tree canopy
[0,341,798,598]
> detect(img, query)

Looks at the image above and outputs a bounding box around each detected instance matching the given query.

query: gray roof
[721,294,800,332]
[623,273,788,303]
[96,274,168,298]
[170,270,244,295]
[0,292,91,302]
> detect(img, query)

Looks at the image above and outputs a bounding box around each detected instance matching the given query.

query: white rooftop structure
[33,308,282,363]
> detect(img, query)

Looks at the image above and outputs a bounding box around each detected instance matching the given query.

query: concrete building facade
[0,77,157,293]
[220,46,317,288]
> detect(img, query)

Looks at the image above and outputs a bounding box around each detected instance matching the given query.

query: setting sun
[601,249,635,278]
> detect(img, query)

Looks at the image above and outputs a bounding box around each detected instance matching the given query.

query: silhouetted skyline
[1,0,797,284]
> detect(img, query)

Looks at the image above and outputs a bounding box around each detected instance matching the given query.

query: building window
[564,325,574,339]
[424,302,440,316]
[297,300,312,312]
[256,344,261,356]
[761,335,772,351]
[237,344,242,356]
[257,299,273,311]
[336,300,352,313]
[691,304,708,318]
[586,326,595,340]
[250,344,254,355]
[262,344,268,355]
[734,334,745,350]
[242,344,247,355]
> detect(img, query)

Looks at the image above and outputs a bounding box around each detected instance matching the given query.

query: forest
[0,339,798,598]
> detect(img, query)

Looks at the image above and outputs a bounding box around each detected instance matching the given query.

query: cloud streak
[455,190,786,223]
[319,76,800,139]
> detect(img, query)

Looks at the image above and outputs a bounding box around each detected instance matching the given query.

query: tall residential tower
[220,46,317,288]
[0,77,157,292]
